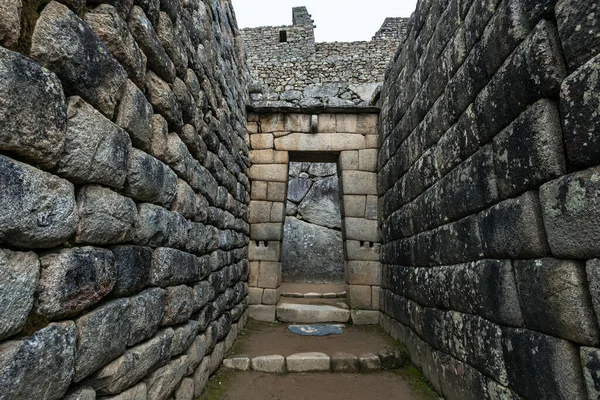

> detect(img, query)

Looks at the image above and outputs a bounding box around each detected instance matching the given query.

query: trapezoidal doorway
[246,112,382,323]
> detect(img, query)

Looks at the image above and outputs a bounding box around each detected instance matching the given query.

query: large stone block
[63,386,96,400]
[515,259,599,345]
[344,218,379,241]
[0,156,78,248]
[145,71,183,130]
[248,164,288,182]
[0,322,76,400]
[248,240,281,261]
[581,347,600,400]
[281,217,344,284]
[31,1,127,118]
[251,223,282,241]
[109,245,153,297]
[76,185,138,245]
[128,288,165,346]
[87,328,173,395]
[502,328,587,399]
[144,356,188,400]
[251,355,286,373]
[493,99,566,198]
[260,113,285,132]
[587,259,600,326]
[438,354,488,400]
[298,175,342,229]
[0,47,67,169]
[161,285,194,326]
[75,298,131,381]
[560,54,600,168]
[341,171,377,195]
[124,148,178,206]
[285,114,311,132]
[156,13,188,79]
[128,5,176,83]
[286,352,330,372]
[540,167,600,258]
[345,240,380,261]
[85,5,146,88]
[103,383,147,400]
[0,250,39,340]
[36,247,116,320]
[0,0,21,48]
[275,133,365,151]
[57,96,131,189]
[479,191,551,258]
[347,285,372,309]
[556,0,600,70]
[346,261,381,286]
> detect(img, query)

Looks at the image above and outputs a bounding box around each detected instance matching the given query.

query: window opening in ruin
[281,160,345,285]
[279,30,288,43]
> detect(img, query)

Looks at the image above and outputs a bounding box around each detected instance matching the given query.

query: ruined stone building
[0,0,599,399]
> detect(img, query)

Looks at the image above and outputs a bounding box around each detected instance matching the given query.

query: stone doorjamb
[246,111,381,322]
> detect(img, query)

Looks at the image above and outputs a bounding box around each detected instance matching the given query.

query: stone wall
[247,112,381,322]
[0,0,250,399]
[241,7,409,105]
[378,0,600,399]
[282,162,344,284]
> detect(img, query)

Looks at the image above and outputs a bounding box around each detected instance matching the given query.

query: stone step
[276,301,350,323]
[280,282,347,299]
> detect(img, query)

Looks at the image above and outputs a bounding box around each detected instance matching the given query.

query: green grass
[394,364,439,400]
[197,368,235,400]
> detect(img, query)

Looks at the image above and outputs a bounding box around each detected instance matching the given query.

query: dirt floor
[231,320,398,357]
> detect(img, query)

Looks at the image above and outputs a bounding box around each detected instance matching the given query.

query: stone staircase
[277,283,351,323]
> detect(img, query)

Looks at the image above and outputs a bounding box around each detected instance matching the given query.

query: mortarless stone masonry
[1,0,600,399]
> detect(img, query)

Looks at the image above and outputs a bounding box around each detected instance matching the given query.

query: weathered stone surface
[479,191,551,258]
[341,171,377,195]
[192,356,211,397]
[287,178,312,203]
[248,305,277,322]
[276,303,350,323]
[331,352,360,373]
[493,99,566,198]
[275,133,365,151]
[36,247,116,320]
[109,245,152,297]
[515,259,599,345]
[560,54,600,168]
[223,357,250,371]
[63,386,96,400]
[124,149,178,206]
[115,80,154,150]
[282,217,344,284]
[74,298,131,381]
[581,346,600,400]
[0,155,78,248]
[587,259,600,326]
[0,47,67,169]
[346,261,381,286]
[347,285,372,309]
[86,328,173,395]
[31,1,127,118]
[172,320,199,356]
[128,288,165,346]
[85,5,147,88]
[0,322,76,400]
[145,71,184,130]
[128,5,176,83]
[144,356,188,400]
[101,383,147,400]
[540,167,600,258]
[351,310,380,325]
[502,328,587,400]
[173,377,194,400]
[76,185,138,245]
[358,353,381,373]
[438,354,487,400]
[57,96,131,188]
[171,179,197,219]
[251,355,286,373]
[161,285,194,326]
[556,0,600,70]
[0,0,21,48]
[150,247,202,287]
[298,175,341,229]
[286,352,330,372]
[184,333,208,375]
[0,250,39,340]
[344,218,379,242]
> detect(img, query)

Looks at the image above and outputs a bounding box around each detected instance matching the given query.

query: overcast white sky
[230,0,418,43]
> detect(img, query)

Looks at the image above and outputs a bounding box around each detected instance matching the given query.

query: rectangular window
[279,30,287,43]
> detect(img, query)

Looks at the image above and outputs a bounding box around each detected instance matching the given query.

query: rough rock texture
[282,162,344,283]
[0,250,39,340]
[0,0,250,396]
[378,0,600,398]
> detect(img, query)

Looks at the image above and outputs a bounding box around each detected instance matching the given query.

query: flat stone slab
[277,303,350,323]
[286,352,331,372]
[251,355,286,373]
[288,324,344,336]
[223,357,250,371]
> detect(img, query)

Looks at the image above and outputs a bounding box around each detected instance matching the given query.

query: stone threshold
[281,291,347,299]
[223,348,407,374]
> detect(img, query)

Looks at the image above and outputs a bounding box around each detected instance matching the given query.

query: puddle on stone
[288,324,345,336]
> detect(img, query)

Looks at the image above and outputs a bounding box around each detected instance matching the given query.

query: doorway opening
[281,153,345,297]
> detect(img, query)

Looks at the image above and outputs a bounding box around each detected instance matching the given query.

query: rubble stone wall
[378,0,600,399]
[0,0,251,399]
